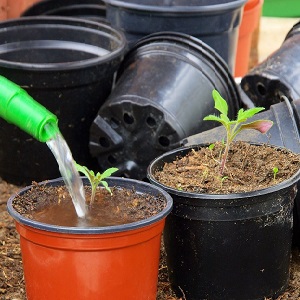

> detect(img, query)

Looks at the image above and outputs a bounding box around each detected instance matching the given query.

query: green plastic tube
[0,75,58,142]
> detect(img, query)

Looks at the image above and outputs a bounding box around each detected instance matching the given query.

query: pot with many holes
[89,32,241,179]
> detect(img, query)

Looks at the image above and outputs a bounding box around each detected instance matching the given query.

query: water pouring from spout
[0,75,87,218]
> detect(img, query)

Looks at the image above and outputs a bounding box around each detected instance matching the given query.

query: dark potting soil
[12,184,166,227]
[154,141,300,194]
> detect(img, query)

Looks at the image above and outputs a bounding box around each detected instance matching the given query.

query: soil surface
[11,183,166,227]
[1,175,300,300]
[153,141,300,194]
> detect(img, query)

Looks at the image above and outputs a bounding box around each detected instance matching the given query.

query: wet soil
[12,183,166,227]
[1,171,300,299]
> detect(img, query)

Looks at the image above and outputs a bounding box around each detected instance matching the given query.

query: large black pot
[148,144,300,300]
[103,0,247,71]
[181,96,300,246]
[0,16,126,185]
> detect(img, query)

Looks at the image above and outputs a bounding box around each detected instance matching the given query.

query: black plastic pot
[103,0,247,72]
[89,32,241,180]
[241,20,300,109]
[0,16,126,185]
[181,96,300,246]
[147,144,300,300]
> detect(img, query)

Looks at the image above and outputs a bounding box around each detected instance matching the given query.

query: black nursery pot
[147,145,300,300]
[89,32,241,180]
[181,96,300,247]
[241,20,300,108]
[0,16,126,185]
[103,0,247,71]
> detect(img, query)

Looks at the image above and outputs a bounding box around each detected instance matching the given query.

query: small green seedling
[75,162,118,204]
[273,167,279,181]
[176,183,183,191]
[220,176,228,187]
[203,89,273,175]
[208,143,215,151]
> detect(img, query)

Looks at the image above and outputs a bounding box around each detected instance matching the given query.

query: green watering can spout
[0,75,58,142]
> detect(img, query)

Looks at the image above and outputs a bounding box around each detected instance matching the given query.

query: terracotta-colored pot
[235,0,263,77]
[7,0,40,18]
[7,177,173,300]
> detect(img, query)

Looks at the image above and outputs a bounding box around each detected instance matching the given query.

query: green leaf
[75,162,118,202]
[75,163,92,180]
[203,114,222,122]
[237,107,265,122]
[203,114,228,129]
[220,114,230,124]
[101,167,118,179]
[212,90,228,116]
[101,180,112,195]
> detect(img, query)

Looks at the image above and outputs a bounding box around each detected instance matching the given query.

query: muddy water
[31,196,131,227]
[23,185,164,228]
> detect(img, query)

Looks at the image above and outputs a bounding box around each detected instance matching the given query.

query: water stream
[45,124,87,218]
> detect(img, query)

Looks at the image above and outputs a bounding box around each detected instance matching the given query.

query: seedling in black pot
[203,89,273,175]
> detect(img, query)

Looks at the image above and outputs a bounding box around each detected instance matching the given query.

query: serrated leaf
[212,90,228,116]
[237,107,265,122]
[75,163,91,180]
[240,120,273,133]
[101,167,118,179]
[101,180,112,195]
[75,162,118,201]
[203,114,223,122]
[237,108,245,120]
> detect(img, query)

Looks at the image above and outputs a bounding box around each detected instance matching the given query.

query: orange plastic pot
[235,0,263,77]
[7,177,173,300]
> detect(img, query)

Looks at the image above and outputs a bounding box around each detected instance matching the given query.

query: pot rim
[147,143,300,200]
[7,176,173,234]
[0,16,126,71]
[103,0,247,13]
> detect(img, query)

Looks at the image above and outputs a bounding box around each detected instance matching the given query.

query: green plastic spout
[0,75,58,142]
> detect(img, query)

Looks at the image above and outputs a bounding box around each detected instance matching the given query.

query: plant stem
[220,144,229,175]
[220,127,231,175]
[90,185,96,204]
